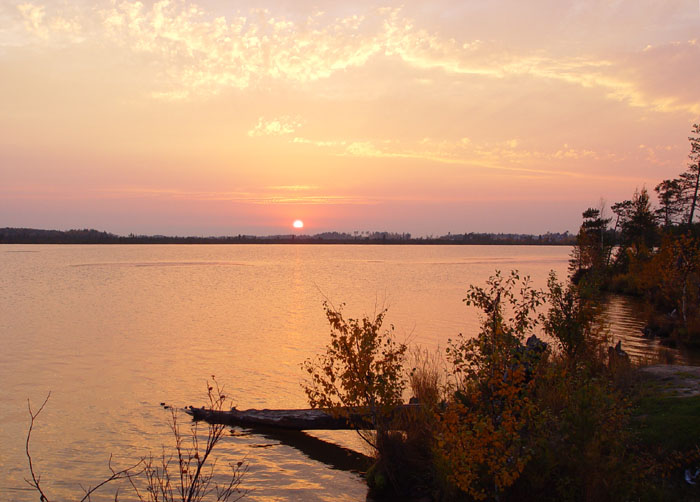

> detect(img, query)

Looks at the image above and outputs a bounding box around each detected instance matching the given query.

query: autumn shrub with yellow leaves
[436,271,544,501]
[301,301,407,450]
[303,272,666,501]
[640,232,700,344]
[301,302,428,496]
[439,272,643,502]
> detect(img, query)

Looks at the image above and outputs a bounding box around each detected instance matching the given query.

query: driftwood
[185,405,421,431]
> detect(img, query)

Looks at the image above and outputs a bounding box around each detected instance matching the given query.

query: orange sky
[1,0,699,235]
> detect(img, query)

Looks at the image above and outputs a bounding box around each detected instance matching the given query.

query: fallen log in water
[185,404,421,430]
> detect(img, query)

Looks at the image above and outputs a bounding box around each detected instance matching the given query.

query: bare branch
[26,392,144,502]
[78,454,145,502]
[131,378,246,502]
[25,392,52,502]
[24,379,245,502]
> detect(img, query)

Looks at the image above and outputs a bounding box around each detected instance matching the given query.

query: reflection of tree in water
[231,427,372,473]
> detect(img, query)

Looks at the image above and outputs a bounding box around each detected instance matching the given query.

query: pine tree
[682,123,700,224]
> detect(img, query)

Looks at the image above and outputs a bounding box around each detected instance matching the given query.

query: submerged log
[185,404,421,430]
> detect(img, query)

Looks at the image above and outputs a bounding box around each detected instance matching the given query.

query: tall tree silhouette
[682,123,700,224]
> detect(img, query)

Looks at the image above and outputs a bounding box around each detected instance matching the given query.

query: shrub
[130,378,247,502]
[517,362,635,502]
[437,271,643,502]
[541,271,607,367]
[436,271,544,500]
[25,379,246,502]
[517,275,640,502]
[303,272,672,501]
[301,301,407,450]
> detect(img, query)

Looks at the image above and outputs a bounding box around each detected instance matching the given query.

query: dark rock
[511,335,549,381]
[608,341,630,371]
[615,340,628,358]
[525,335,548,353]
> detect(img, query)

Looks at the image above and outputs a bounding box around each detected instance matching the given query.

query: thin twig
[25,392,52,502]
[26,392,144,502]
[78,454,144,502]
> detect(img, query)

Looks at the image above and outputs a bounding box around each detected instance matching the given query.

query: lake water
[0,244,684,501]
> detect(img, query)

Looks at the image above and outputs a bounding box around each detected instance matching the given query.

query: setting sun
[293,219,304,229]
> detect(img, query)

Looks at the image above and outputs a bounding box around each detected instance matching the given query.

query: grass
[628,376,700,501]
[632,393,700,453]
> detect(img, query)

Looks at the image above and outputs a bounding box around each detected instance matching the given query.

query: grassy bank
[629,367,700,501]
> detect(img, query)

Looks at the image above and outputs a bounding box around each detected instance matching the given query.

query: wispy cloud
[14,2,83,43]
[100,187,377,205]
[0,184,375,205]
[248,116,302,137]
[288,134,642,181]
[265,185,319,191]
[8,1,699,114]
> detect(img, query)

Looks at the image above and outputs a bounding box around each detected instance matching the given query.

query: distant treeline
[0,227,575,245]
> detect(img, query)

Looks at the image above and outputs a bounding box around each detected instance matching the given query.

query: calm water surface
[0,245,676,501]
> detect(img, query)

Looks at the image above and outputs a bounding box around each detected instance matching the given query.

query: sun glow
[293,219,304,229]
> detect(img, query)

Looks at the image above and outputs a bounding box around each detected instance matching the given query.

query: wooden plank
[185,405,421,430]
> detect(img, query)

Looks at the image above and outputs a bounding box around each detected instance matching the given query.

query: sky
[1,0,699,236]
